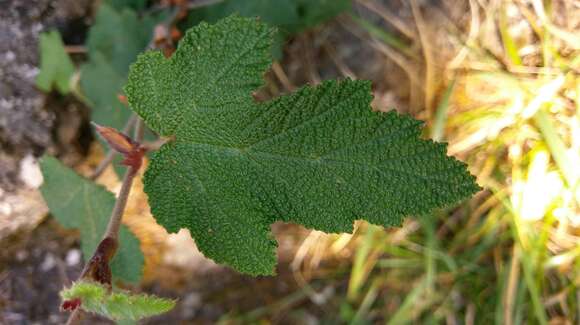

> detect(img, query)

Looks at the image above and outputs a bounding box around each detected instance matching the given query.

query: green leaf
[81,53,132,133]
[81,3,162,177]
[290,0,352,31]
[85,4,157,77]
[105,0,148,11]
[188,0,350,33]
[39,156,144,283]
[81,4,159,131]
[187,0,299,29]
[184,0,351,57]
[61,281,175,321]
[125,16,480,275]
[36,31,75,94]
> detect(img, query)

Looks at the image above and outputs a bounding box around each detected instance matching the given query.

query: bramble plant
[39,11,480,325]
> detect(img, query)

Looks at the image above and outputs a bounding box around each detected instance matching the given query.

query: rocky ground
[0,1,95,323]
[0,0,93,189]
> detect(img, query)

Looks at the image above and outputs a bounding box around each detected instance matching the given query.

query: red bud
[61,298,81,311]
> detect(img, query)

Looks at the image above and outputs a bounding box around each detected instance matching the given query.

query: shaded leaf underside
[125,16,480,275]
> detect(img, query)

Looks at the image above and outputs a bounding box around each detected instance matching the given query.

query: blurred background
[1,0,579,323]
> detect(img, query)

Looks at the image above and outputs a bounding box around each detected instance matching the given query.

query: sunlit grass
[284,0,580,323]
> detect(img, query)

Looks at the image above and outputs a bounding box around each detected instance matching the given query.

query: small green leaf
[36,31,75,94]
[39,156,144,283]
[126,16,480,275]
[61,281,175,321]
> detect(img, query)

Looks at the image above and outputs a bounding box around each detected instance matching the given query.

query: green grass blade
[499,4,522,66]
[533,108,578,189]
[431,78,456,142]
[349,14,414,57]
[387,277,428,325]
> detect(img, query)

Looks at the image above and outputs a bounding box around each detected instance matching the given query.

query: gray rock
[0,0,91,191]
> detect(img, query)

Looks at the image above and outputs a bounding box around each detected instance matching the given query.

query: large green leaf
[39,156,144,283]
[125,16,480,275]
[36,31,75,94]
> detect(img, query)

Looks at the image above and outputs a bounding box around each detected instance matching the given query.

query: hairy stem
[103,119,144,241]
[66,119,145,325]
[66,1,177,321]
[103,166,137,240]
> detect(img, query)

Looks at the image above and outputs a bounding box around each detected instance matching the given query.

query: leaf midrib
[167,140,461,189]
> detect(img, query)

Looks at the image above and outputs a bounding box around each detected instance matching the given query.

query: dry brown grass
[279,0,580,323]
